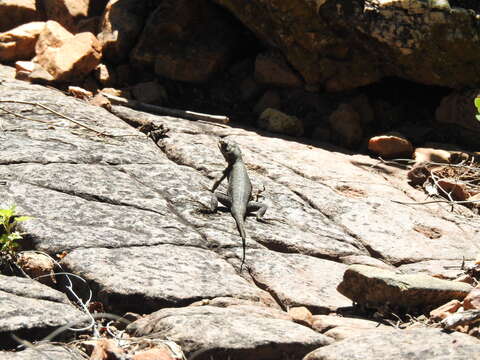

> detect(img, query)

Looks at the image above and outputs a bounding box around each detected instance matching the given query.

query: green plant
[0,205,31,255]
[475,97,480,121]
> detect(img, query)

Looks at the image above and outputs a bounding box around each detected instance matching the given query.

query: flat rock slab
[247,250,351,313]
[61,245,276,313]
[337,265,472,309]
[312,315,393,340]
[127,305,333,360]
[303,328,480,360]
[0,275,88,349]
[0,344,85,360]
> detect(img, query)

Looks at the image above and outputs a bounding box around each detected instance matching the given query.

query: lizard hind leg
[247,200,268,222]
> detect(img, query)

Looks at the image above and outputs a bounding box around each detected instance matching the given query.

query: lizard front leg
[209,192,231,213]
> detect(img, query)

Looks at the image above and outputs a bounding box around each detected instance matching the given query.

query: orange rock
[16,252,56,286]
[88,339,124,360]
[94,63,116,87]
[429,299,462,320]
[34,21,102,82]
[35,20,74,55]
[368,133,413,158]
[436,179,469,201]
[0,21,45,62]
[132,347,176,360]
[462,288,480,310]
[42,0,90,33]
[0,0,43,33]
[288,306,313,327]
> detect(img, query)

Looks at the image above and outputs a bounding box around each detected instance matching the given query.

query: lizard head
[218,139,242,163]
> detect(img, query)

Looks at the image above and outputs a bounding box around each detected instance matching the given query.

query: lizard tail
[232,212,247,272]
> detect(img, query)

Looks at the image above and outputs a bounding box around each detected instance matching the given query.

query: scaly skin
[211,139,267,271]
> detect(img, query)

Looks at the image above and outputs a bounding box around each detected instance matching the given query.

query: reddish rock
[368,133,413,158]
[463,288,480,310]
[436,179,469,201]
[42,0,90,32]
[430,299,462,320]
[328,103,363,148]
[0,22,45,62]
[35,20,74,55]
[132,347,176,360]
[98,0,148,63]
[0,0,44,33]
[88,339,124,360]
[16,252,56,286]
[34,21,102,82]
[255,51,303,88]
[94,63,116,87]
[288,306,313,327]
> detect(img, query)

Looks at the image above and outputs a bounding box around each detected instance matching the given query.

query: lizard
[210,138,267,272]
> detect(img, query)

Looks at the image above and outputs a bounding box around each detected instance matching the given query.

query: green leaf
[14,216,32,223]
[475,97,480,110]
[476,114,480,122]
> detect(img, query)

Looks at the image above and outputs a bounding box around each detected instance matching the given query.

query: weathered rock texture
[304,328,480,360]
[0,275,88,349]
[0,344,85,360]
[0,0,44,33]
[0,22,45,62]
[130,0,241,82]
[1,67,480,354]
[127,305,333,359]
[211,0,480,90]
[338,265,473,309]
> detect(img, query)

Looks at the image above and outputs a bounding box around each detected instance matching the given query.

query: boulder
[0,275,88,349]
[97,0,149,64]
[436,89,480,132]
[34,21,102,82]
[304,328,480,360]
[131,0,241,82]
[0,0,44,33]
[0,22,45,62]
[254,50,303,88]
[258,108,304,136]
[337,265,473,310]
[41,0,90,32]
[0,344,85,360]
[368,133,414,158]
[211,0,480,90]
[127,305,333,359]
[312,314,392,340]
